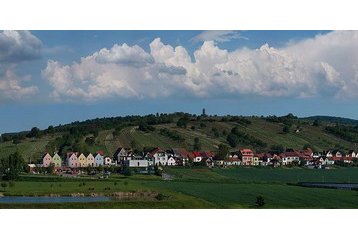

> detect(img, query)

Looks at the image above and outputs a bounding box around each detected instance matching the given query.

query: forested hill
[1,112,358,163]
[302,116,358,125]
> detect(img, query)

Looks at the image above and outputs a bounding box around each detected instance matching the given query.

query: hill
[1,113,358,162]
[302,115,358,125]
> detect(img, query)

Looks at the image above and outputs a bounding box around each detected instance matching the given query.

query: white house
[124,159,149,168]
[167,156,177,166]
[148,148,168,166]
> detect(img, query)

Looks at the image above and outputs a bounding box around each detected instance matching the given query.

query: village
[30,146,358,175]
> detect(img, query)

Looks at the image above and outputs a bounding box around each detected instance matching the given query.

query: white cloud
[0,30,42,62]
[192,30,247,42]
[0,68,38,102]
[0,31,41,102]
[42,31,358,102]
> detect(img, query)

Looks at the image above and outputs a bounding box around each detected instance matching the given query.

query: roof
[172,148,190,157]
[41,153,51,159]
[240,149,253,154]
[148,147,165,157]
[202,151,215,158]
[113,147,126,158]
[192,151,202,157]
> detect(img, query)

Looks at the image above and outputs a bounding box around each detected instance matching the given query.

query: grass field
[1,167,358,208]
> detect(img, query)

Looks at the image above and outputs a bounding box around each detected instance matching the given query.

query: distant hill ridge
[302,116,358,125]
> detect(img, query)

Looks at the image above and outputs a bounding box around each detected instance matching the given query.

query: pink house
[67,152,79,168]
[42,153,53,167]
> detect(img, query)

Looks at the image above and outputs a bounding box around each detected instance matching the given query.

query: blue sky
[1,30,358,134]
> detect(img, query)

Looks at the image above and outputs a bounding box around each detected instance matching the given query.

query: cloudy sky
[1,30,358,133]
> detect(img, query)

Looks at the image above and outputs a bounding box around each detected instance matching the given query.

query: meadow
[1,167,358,208]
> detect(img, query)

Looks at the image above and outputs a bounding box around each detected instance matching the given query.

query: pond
[0,196,111,204]
[298,182,358,190]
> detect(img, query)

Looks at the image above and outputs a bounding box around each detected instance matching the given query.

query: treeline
[325,125,358,143]
[226,127,267,148]
[265,113,298,126]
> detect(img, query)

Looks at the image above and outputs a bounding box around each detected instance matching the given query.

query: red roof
[240,149,253,154]
[202,151,215,158]
[148,147,164,157]
[192,151,202,157]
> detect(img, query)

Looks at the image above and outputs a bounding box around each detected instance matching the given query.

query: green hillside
[1,113,358,162]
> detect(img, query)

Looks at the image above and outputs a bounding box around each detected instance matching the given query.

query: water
[298,182,358,190]
[0,196,111,204]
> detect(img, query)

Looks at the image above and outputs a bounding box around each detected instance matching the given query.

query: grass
[2,167,358,208]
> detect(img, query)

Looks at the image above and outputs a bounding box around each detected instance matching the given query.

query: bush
[155,193,165,201]
[256,196,265,207]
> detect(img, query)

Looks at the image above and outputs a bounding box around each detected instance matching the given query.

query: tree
[27,127,41,138]
[216,144,229,160]
[0,152,25,180]
[255,195,265,207]
[1,182,8,192]
[313,120,320,127]
[193,137,201,150]
[227,133,239,148]
[282,125,290,133]
[47,125,55,134]
[46,163,55,174]
[176,115,190,128]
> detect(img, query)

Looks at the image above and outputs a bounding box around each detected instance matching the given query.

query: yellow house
[78,153,88,167]
[87,153,95,167]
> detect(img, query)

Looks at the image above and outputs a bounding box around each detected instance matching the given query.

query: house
[325,149,342,158]
[171,148,191,166]
[280,151,300,165]
[224,157,241,166]
[87,153,95,167]
[239,149,254,166]
[123,158,149,168]
[94,152,104,167]
[252,155,260,166]
[52,153,62,167]
[167,156,177,166]
[113,147,131,164]
[104,156,112,166]
[42,153,53,167]
[204,157,214,168]
[343,157,354,164]
[78,153,88,167]
[27,164,37,173]
[67,152,79,168]
[346,150,356,158]
[260,153,274,166]
[148,148,168,166]
[192,151,203,163]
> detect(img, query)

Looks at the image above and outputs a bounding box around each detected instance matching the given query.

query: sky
[1,30,358,134]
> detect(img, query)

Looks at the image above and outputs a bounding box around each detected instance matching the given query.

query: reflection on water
[0,196,111,203]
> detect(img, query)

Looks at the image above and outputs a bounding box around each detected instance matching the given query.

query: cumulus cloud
[42,31,358,102]
[0,68,38,102]
[0,30,42,62]
[192,30,247,42]
[0,31,41,102]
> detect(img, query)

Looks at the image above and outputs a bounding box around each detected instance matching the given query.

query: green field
[1,167,358,208]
